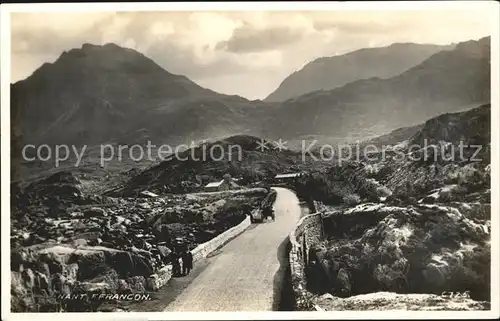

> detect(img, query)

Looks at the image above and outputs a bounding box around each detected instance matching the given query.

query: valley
[8,29,492,313]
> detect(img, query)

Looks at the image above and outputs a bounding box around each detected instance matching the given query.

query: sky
[10,9,492,100]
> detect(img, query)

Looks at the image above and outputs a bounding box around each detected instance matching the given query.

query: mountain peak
[58,42,140,60]
[80,42,135,53]
[264,42,454,102]
[26,41,179,86]
[388,42,417,47]
[81,42,101,50]
[11,42,223,146]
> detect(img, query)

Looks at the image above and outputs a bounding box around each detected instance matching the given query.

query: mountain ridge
[11,37,491,166]
[263,36,490,143]
[11,42,267,149]
[264,42,457,102]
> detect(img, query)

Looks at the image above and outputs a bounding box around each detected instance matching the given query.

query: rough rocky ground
[10,104,492,312]
[314,292,490,311]
[295,105,491,310]
[312,203,490,301]
[10,170,268,312]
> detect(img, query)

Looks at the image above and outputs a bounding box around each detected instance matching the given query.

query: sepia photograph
[1,1,499,320]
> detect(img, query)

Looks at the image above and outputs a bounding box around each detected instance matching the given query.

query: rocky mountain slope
[265,43,455,102]
[295,103,491,309]
[11,43,271,148]
[12,38,489,149]
[265,37,490,143]
[296,103,490,205]
[360,101,490,148]
[359,124,424,149]
[11,37,490,184]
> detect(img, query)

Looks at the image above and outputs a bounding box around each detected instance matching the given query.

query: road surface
[164,187,301,311]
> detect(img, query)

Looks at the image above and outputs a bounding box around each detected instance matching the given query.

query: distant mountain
[11,44,209,143]
[11,36,491,179]
[10,43,270,149]
[265,43,455,102]
[265,36,490,144]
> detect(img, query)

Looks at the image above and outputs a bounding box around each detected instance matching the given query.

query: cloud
[10,10,492,99]
[216,24,308,53]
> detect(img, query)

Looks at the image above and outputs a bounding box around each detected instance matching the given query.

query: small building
[274,172,302,184]
[204,174,240,192]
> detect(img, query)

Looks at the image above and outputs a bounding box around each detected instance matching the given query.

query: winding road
[163,187,302,311]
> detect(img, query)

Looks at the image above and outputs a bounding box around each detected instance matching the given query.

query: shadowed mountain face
[362,103,490,149]
[10,43,270,148]
[12,43,213,143]
[409,103,491,148]
[264,43,456,102]
[11,37,490,161]
[264,36,490,144]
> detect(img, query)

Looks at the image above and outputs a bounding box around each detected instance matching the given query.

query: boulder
[84,208,107,218]
[157,245,172,260]
[82,268,120,292]
[11,271,34,312]
[75,281,111,293]
[138,202,152,210]
[72,239,88,247]
[70,212,84,218]
[22,268,36,289]
[118,279,132,294]
[126,276,147,292]
[61,263,79,285]
[314,292,490,311]
[52,273,72,295]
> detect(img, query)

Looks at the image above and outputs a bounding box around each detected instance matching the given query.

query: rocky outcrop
[313,292,490,311]
[11,213,254,312]
[11,244,154,312]
[294,104,491,208]
[314,203,490,301]
[288,102,491,311]
[11,177,267,312]
[289,201,490,311]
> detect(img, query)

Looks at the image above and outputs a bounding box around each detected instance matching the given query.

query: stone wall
[288,212,324,310]
[146,215,251,290]
[191,215,251,262]
[147,264,174,291]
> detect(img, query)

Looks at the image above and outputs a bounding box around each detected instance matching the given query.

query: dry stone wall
[288,212,324,310]
[146,215,251,290]
[191,215,251,261]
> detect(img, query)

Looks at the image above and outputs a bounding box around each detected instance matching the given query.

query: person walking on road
[181,249,193,276]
